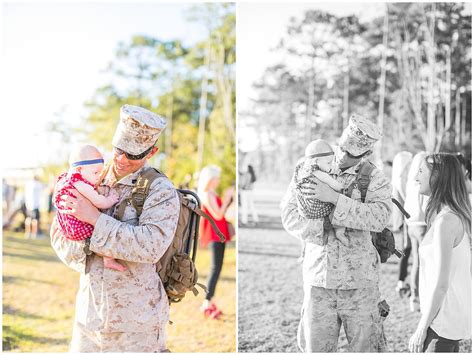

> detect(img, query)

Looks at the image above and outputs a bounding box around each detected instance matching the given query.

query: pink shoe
[210,308,222,319]
[201,303,216,317]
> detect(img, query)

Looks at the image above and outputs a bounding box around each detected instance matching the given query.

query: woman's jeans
[423,327,460,352]
[206,241,226,301]
[408,225,427,299]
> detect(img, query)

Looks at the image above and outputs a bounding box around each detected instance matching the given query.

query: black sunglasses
[113,146,154,160]
[339,146,367,160]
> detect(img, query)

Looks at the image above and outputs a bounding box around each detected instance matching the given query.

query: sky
[237,2,386,152]
[237,3,386,111]
[0,2,207,170]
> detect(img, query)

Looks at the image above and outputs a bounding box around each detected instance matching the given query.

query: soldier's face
[335,146,364,169]
[415,160,431,196]
[112,147,158,178]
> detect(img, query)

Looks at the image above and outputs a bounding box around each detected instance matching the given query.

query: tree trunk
[445,47,451,130]
[343,69,350,129]
[376,5,389,163]
[425,4,437,153]
[166,94,173,159]
[306,56,315,144]
[197,39,211,172]
[460,95,466,148]
[213,35,235,139]
[395,29,429,150]
[455,89,461,147]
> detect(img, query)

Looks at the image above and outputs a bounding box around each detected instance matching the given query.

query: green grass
[2,228,236,352]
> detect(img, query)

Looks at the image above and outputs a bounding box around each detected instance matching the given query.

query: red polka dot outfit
[54,172,95,241]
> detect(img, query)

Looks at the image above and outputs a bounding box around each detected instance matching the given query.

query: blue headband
[71,158,104,167]
[306,152,334,159]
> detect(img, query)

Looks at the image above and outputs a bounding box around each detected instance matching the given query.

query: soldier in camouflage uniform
[51,104,180,352]
[281,114,392,352]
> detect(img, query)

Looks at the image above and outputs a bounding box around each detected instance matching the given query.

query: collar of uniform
[333,160,363,176]
[99,162,151,187]
[116,163,151,186]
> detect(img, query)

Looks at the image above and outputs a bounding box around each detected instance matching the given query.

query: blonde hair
[197,165,221,198]
[69,144,102,168]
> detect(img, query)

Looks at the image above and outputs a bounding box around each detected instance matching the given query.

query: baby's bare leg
[103,256,128,271]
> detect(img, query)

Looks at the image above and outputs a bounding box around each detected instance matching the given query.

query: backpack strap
[114,167,163,220]
[347,163,411,219]
[186,201,226,242]
[391,198,411,219]
[131,168,164,216]
[357,162,375,203]
[345,161,375,202]
[115,168,227,242]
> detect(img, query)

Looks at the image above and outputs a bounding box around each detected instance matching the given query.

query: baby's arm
[313,170,344,192]
[72,181,119,209]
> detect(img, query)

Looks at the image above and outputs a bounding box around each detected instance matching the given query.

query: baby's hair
[69,145,103,167]
[305,139,333,157]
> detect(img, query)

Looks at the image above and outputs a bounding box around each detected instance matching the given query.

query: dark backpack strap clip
[357,162,375,203]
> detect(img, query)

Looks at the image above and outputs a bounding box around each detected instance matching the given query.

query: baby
[294,139,344,262]
[54,144,126,271]
[294,139,344,219]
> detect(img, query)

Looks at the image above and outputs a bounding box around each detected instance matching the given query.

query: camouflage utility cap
[339,113,382,156]
[112,104,167,155]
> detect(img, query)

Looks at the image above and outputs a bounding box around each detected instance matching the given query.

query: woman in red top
[198,165,234,319]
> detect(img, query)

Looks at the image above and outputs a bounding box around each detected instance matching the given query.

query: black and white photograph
[238,2,472,353]
[1,0,472,353]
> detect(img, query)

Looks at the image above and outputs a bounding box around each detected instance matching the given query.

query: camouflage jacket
[50,163,180,338]
[281,161,392,289]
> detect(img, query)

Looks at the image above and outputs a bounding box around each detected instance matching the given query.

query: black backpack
[345,162,409,263]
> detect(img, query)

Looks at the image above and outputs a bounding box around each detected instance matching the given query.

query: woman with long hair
[197,165,234,319]
[409,154,471,353]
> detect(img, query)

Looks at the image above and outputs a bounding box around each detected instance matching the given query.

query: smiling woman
[409,154,472,353]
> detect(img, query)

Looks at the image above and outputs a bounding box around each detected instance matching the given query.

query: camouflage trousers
[297,286,387,353]
[69,321,166,352]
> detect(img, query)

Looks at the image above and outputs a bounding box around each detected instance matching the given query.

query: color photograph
[2,2,236,352]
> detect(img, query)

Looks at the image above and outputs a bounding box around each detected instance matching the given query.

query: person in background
[24,175,44,239]
[409,154,471,353]
[47,178,56,223]
[404,152,429,312]
[239,154,259,225]
[198,165,233,319]
[392,151,413,297]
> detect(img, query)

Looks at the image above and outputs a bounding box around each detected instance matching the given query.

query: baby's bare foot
[103,257,128,272]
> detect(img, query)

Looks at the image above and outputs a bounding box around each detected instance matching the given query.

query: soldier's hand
[59,189,101,226]
[300,178,340,204]
[108,190,120,204]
